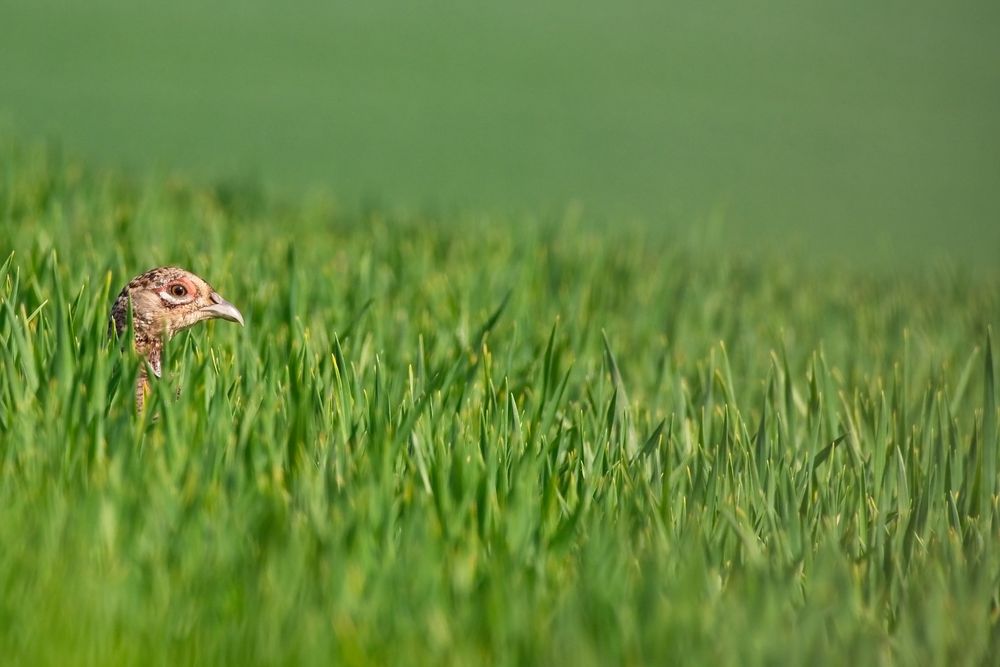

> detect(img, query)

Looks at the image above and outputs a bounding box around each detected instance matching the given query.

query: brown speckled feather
[109,266,181,339]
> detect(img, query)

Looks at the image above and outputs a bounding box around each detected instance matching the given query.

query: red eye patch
[160,278,197,305]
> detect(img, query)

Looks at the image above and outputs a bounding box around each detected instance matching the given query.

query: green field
[1,141,999,665]
[2,1,1000,663]
[2,0,1000,262]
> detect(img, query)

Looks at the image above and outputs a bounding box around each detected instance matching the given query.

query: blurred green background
[2,0,999,262]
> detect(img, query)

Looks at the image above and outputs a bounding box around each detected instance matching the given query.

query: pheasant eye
[170,284,187,297]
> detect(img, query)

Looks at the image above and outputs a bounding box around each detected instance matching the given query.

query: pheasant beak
[200,291,245,326]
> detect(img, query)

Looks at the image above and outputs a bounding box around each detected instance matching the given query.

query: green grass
[2,141,1000,665]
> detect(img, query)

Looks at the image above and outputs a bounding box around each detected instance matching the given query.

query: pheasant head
[109,266,244,411]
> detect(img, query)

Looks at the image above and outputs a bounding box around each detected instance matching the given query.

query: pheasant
[109,266,244,411]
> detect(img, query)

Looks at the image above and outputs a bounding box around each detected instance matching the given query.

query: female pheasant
[109,266,244,411]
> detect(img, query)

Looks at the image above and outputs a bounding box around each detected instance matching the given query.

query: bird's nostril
[210,291,225,304]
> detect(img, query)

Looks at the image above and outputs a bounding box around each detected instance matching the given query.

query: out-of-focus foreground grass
[1,142,999,665]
